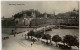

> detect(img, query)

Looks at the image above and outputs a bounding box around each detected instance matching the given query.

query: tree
[35,32,42,41]
[14,13,23,18]
[63,35,78,47]
[76,41,79,48]
[28,30,35,40]
[42,34,51,43]
[27,32,30,39]
[52,35,62,47]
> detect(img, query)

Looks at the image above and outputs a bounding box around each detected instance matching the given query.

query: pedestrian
[31,43,33,47]
[11,30,14,35]
[14,32,16,37]
[32,38,35,44]
[14,33,15,37]
[51,43,52,47]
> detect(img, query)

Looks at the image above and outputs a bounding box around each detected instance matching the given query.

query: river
[2,28,79,39]
[46,29,79,39]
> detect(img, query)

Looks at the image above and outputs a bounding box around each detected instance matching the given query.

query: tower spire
[31,10,36,18]
[53,10,55,16]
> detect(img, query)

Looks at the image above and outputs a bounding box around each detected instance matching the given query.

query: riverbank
[61,26,79,29]
[2,25,79,29]
[54,26,79,29]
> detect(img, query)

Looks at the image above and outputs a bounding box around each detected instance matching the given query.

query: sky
[1,1,79,18]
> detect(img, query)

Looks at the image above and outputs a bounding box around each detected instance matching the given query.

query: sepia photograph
[1,1,79,50]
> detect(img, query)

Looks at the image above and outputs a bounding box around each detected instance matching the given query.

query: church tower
[31,11,36,18]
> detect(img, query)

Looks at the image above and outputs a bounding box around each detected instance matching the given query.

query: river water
[46,29,79,39]
[2,28,79,39]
